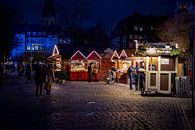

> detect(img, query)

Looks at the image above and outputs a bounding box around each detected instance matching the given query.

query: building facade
[111,12,170,50]
[10,0,71,60]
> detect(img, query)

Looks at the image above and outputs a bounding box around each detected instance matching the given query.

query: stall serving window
[148,57,158,71]
[88,60,100,73]
[118,60,131,73]
[71,60,86,72]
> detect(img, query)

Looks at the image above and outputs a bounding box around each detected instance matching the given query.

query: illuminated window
[134,35,138,39]
[139,35,143,40]
[134,26,138,31]
[38,32,42,36]
[32,32,36,36]
[129,35,133,40]
[139,27,143,31]
[35,46,38,50]
[27,46,31,50]
[31,46,35,50]
[27,32,31,36]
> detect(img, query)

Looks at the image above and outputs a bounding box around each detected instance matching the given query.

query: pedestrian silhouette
[88,63,93,82]
[45,64,53,95]
[34,64,44,96]
[25,63,31,83]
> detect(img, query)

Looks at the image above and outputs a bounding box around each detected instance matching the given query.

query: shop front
[114,44,178,94]
[143,46,178,94]
[69,51,88,80]
[87,51,102,81]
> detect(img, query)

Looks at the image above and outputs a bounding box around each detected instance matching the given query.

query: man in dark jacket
[88,63,93,82]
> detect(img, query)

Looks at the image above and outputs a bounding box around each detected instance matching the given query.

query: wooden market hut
[142,45,178,94]
[69,50,87,80]
[87,51,102,81]
[126,43,178,94]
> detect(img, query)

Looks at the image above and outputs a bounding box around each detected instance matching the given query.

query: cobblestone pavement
[0,73,195,130]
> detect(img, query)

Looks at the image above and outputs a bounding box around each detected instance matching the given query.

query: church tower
[42,0,56,25]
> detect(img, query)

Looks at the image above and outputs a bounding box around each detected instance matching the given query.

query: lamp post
[191,14,195,117]
[192,28,195,116]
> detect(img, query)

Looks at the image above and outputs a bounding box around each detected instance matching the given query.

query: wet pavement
[0,72,195,130]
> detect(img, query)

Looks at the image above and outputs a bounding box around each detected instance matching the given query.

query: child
[116,70,123,83]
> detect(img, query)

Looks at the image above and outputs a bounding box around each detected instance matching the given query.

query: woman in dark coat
[34,64,44,96]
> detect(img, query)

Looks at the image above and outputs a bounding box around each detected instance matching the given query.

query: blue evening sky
[1,0,177,32]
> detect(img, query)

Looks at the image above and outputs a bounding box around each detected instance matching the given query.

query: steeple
[42,0,56,25]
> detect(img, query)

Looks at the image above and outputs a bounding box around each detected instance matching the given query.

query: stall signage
[161,58,169,64]
[156,49,171,55]
[146,48,171,55]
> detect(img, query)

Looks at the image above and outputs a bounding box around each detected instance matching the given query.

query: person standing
[139,71,145,95]
[127,64,135,90]
[18,63,24,78]
[139,64,145,94]
[88,63,92,82]
[116,70,123,83]
[25,63,31,83]
[134,63,140,90]
[34,64,44,96]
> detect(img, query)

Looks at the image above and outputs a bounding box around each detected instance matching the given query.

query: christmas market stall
[117,49,135,83]
[99,48,117,81]
[69,50,88,80]
[87,51,102,81]
[136,43,178,94]
[47,45,62,71]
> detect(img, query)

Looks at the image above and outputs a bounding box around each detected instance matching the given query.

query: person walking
[34,64,44,96]
[45,64,53,95]
[139,64,145,94]
[127,64,135,90]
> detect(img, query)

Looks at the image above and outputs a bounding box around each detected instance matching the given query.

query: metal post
[192,49,195,116]
[192,34,195,116]
[3,51,5,74]
[191,22,195,117]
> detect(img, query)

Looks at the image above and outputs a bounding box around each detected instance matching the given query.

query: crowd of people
[127,62,145,94]
[33,63,54,96]
[2,60,146,95]
[102,62,145,94]
[16,62,55,96]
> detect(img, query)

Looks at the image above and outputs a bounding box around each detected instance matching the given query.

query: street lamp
[191,17,195,117]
